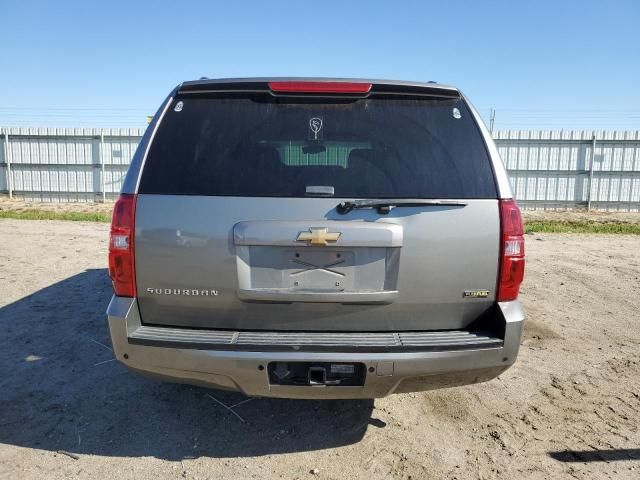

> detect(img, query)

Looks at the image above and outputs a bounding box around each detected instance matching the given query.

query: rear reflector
[108,194,136,297]
[268,81,372,94]
[497,199,525,302]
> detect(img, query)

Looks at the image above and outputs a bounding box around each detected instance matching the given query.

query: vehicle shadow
[549,449,640,463]
[0,269,379,460]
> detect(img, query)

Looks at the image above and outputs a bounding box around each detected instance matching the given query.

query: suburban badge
[146,287,219,296]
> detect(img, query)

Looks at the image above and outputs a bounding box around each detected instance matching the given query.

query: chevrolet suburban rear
[106,78,525,399]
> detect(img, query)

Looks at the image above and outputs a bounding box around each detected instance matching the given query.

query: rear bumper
[106,297,524,399]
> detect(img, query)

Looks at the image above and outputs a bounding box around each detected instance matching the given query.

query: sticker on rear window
[452,107,461,119]
[309,117,323,140]
[174,101,184,112]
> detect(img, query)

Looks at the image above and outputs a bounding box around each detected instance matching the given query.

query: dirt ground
[0,220,639,480]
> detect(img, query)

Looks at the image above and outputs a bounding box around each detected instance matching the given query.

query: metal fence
[0,128,143,202]
[1,127,640,211]
[494,130,640,211]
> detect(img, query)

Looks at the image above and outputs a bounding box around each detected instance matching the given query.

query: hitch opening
[308,367,327,385]
[268,362,366,387]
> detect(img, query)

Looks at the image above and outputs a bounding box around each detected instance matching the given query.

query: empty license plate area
[246,246,387,292]
[268,362,366,386]
[288,249,353,291]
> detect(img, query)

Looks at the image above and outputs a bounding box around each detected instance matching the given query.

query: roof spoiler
[177,77,460,99]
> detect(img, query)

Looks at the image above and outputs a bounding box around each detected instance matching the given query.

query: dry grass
[1,199,639,233]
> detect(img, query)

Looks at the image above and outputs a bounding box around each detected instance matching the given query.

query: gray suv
[106,78,525,399]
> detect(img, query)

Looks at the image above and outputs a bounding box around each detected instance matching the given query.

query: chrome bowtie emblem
[296,227,341,246]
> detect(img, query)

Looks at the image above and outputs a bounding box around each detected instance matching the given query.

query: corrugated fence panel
[102,133,142,195]
[494,130,640,211]
[8,129,98,200]
[11,165,94,192]
[1,128,639,211]
[103,136,140,165]
[8,136,94,165]
[0,127,144,202]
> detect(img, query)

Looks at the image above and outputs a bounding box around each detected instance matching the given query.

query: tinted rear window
[139,95,497,198]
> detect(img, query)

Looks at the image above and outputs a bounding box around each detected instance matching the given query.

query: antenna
[489,108,496,134]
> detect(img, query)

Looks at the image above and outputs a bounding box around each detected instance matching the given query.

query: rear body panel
[107,78,524,397]
[134,195,499,331]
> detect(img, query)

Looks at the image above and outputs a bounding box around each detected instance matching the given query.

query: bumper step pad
[128,326,503,352]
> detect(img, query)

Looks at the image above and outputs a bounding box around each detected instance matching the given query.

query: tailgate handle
[237,289,398,304]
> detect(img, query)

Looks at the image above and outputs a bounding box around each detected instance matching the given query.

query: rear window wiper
[336,199,468,215]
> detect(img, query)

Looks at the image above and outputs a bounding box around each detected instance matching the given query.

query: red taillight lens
[108,194,136,297]
[268,81,372,94]
[497,199,525,301]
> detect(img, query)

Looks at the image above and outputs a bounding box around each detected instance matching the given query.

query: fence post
[587,132,597,211]
[3,129,13,199]
[100,131,106,202]
[1,129,4,196]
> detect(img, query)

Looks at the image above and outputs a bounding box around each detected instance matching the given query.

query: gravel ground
[0,219,639,479]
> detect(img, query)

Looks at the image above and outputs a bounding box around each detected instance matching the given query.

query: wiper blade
[336,199,468,215]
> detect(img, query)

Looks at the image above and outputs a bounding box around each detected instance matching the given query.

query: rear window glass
[139,95,497,198]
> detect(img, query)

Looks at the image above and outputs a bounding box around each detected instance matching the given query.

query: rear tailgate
[133,80,500,332]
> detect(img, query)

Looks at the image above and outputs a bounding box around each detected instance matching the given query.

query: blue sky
[0,0,638,130]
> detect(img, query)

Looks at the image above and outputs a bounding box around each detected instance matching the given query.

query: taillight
[268,81,372,94]
[108,194,136,297]
[497,199,525,301]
